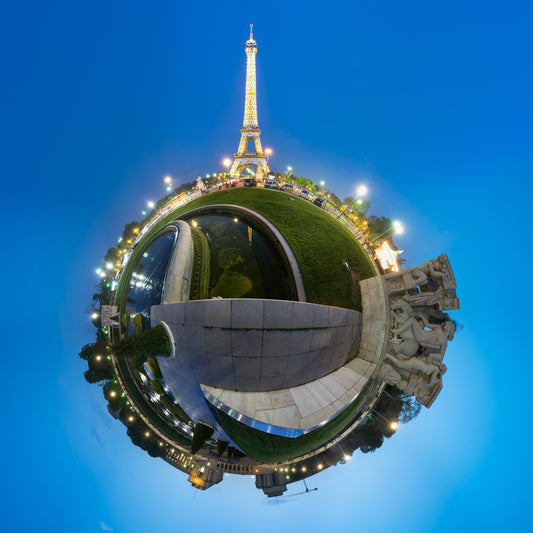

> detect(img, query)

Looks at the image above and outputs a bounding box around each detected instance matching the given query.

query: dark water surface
[187,214,291,300]
[125,229,177,327]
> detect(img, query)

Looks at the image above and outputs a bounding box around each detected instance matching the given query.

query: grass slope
[116,188,376,311]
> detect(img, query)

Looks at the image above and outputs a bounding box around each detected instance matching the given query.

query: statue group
[379,255,460,407]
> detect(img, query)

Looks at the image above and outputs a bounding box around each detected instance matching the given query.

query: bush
[191,422,215,454]
[134,313,146,334]
[217,440,229,457]
[112,325,170,363]
[145,357,163,380]
[150,379,165,395]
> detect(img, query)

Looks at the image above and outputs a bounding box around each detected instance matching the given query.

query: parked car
[264,179,279,190]
[300,189,313,200]
[314,197,325,208]
[280,183,295,192]
[243,178,257,187]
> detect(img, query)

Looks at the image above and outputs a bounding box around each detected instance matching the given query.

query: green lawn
[213,380,374,463]
[110,188,377,456]
[115,188,376,311]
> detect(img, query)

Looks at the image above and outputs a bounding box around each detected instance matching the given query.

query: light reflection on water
[125,229,177,328]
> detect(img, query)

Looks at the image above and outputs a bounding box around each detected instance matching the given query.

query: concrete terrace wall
[357,276,390,365]
[151,299,362,392]
[202,358,375,432]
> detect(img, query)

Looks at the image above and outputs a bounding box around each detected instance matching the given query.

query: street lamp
[164,175,178,198]
[265,148,272,164]
[371,221,404,243]
[368,406,399,432]
[147,201,155,209]
[350,184,368,216]
[355,184,368,199]
[223,158,232,178]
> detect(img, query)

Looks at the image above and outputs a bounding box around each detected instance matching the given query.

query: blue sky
[1,1,531,531]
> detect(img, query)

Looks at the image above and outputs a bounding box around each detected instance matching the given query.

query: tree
[217,440,229,457]
[79,339,107,361]
[367,215,392,240]
[191,422,215,454]
[84,357,114,383]
[398,394,422,423]
[133,313,146,334]
[343,196,354,206]
[122,221,141,243]
[351,199,371,217]
[112,325,171,364]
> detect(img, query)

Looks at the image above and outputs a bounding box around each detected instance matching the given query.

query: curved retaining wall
[162,221,193,304]
[177,204,306,302]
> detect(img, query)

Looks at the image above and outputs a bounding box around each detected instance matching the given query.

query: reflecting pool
[185,215,292,300]
[125,229,177,327]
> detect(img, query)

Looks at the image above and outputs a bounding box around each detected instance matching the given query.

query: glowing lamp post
[372,220,404,243]
[164,175,178,198]
[355,184,368,199]
[223,158,232,177]
[265,148,272,164]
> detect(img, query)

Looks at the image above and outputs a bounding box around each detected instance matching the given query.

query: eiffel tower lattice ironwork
[229,25,269,177]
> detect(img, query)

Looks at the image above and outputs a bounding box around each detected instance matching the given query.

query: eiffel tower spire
[229,25,269,177]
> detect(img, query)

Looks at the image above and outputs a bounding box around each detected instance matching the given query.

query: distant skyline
[1,1,531,531]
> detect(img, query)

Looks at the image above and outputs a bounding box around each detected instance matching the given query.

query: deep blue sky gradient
[1,1,531,531]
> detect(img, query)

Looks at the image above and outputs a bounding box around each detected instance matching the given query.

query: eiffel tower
[229,25,269,177]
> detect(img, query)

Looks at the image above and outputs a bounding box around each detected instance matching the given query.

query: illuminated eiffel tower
[229,25,269,177]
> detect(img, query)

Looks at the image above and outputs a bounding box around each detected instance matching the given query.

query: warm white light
[95,355,102,361]
[320,180,325,186]
[147,201,155,209]
[164,175,172,184]
[376,241,400,272]
[91,312,98,319]
[391,421,398,430]
[192,221,198,227]
[344,454,351,461]
[265,148,272,155]
[223,158,232,168]
[356,185,368,197]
